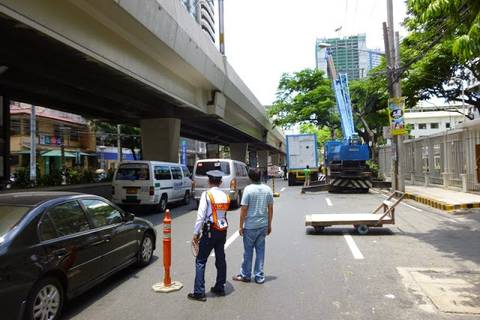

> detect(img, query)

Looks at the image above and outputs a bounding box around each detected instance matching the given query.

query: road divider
[343,233,364,260]
[152,209,183,293]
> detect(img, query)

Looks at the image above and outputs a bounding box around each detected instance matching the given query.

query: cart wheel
[313,226,325,233]
[355,224,369,235]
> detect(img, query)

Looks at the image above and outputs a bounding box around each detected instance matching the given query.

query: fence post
[410,173,415,186]
[442,172,449,188]
[424,173,430,187]
[460,173,468,192]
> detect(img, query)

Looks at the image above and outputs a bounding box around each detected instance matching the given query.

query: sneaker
[187,293,207,302]
[255,278,265,284]
[232,274,251,282]
[210,287,226,296]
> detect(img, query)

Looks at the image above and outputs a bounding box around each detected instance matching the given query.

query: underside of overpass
[0,12,273,148]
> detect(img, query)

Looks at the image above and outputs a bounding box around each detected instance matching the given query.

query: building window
[70,128,79,142]
[418,123,427,129]
[446,122,451,129]
[430,123,439,129]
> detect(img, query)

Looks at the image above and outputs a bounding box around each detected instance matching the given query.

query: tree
[406,0,480,61]
[401,0,480,112]
[299,123,336,146]
[349,67,390,160]
[92,121,141,160]
[267,69,337,131]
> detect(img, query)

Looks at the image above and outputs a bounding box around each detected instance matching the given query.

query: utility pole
[384,0,405,192]
[29,105,36,184]
[218,0,225,55]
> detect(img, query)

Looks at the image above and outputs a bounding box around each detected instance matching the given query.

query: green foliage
[267,69,337,129]
[403,0,480,111]
[92,121,141,159]
[366,160,380,179]
[406,0,480,60]
[299,123,338,145]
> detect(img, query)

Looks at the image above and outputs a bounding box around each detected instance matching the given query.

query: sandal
[232,274,251,282]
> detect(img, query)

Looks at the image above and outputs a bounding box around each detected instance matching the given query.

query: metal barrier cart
[305,191,405,235]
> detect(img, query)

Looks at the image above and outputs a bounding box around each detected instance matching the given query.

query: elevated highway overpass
[0,0,284,178]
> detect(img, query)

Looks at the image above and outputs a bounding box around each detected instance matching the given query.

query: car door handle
[52,248,68,258]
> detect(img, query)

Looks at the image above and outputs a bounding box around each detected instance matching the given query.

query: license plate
[126,187,138,194]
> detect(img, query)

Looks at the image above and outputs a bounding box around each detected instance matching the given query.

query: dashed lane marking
[280,187,286,192]
[378,193,423,212]
[210,230,240,257]
[343,233,364,260]
[325,197,333,206]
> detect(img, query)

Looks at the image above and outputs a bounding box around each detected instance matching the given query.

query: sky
[220,0,408,106]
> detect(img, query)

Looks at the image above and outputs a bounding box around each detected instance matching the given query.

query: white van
[193,159,250,208]
[112,161,192,212]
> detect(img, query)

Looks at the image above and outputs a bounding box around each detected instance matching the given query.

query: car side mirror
[125,212,135,221]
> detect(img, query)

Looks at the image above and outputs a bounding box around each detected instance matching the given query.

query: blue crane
[323,50,372,192]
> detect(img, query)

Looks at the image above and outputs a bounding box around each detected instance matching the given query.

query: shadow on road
[306,227,395,236]
[124,201,197,227]
[62,256,159,320]
[402,212,480,266]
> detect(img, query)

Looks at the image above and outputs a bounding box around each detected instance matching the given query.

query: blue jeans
[194,229,227,295]
[240,226,268,282]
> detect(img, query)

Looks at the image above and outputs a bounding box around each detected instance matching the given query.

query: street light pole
[29,105,36,184]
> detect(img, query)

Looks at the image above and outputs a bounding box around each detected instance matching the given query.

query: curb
[1,182,111,194]
[404,192,480,212]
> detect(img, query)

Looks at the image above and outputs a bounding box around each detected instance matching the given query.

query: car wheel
[183,191,191,205]
[137,233,154,267]
[158,195,168,213]
[26,277,64,320]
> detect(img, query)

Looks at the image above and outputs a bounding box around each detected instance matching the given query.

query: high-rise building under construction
[315,34,382,80]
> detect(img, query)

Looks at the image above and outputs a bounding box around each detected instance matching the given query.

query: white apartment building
[404,102,473,138]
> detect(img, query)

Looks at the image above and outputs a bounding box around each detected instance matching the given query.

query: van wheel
[26,277,64,320]
[158,194,168,213]
[183,191,191,205]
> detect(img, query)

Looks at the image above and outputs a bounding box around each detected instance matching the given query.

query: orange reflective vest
[207,191,230,231]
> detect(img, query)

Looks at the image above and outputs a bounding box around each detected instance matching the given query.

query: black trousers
[194,228,227,294]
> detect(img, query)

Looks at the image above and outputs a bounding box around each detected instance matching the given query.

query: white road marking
[343,234,364,260]
[280,187,286,192]
[210,230,240,257]
[325,197,333,206]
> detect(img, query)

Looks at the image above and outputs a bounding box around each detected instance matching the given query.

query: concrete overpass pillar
[140,118,180,162]
[0,95,10,183]
[258,150,269,180]
[206,144,220,158]
[230,143,248,163]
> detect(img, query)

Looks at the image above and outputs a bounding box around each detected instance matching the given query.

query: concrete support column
[0,95,10,182]
[206,143,220,159]
[140,118,180,162]
[270,153,280,165]
[258,150,268,180]
[230,143,248,163]
[411,173,415,186]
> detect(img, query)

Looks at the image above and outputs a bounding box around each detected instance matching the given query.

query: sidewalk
[405,185,480,212]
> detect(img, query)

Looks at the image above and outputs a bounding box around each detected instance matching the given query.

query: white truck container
[286,134,319,186]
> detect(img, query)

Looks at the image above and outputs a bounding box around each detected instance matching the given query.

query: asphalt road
[61,180,480,320]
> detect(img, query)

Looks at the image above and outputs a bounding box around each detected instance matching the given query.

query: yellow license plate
[126,187,138,194]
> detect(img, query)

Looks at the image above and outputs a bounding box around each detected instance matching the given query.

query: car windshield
[195,161,230,176]
[116,164,150,181]
[0,205,31,240]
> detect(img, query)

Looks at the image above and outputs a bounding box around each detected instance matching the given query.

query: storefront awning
[41,150,76,158]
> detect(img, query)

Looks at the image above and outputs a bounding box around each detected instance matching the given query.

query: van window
[154,166,171,180]
[195,161,230,176]
[181,166,190,177]
[116,163,150,181]
[171,166,183,179]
